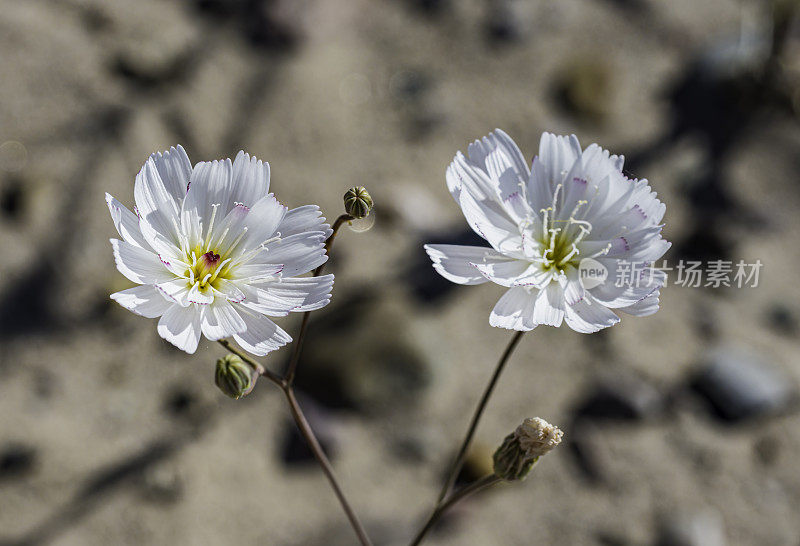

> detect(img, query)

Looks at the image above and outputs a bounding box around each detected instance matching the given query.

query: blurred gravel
[0,0,799,545]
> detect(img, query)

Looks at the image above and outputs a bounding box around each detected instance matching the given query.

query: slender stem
[283,388,373,546]
[217,339,284,388]
[219,211,371,545]
[409,475,501,546]
[284,213,353,385]
[217,341,373,546]
[434,330,525,505]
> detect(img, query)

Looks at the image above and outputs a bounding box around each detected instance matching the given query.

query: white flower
[425,130,670,333]
[107,145,334,355]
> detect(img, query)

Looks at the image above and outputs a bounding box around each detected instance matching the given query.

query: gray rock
[573,371,664,421]
[656,510,726,546]
[692,347,796,422]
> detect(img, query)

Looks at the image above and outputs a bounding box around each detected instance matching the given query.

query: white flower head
[515,417,563,459]
[107,145,334,355]
[425,130,670,333]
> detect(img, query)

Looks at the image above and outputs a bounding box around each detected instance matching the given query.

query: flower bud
[215,354,262,399]
[492,417,563,481]
[343,186,373,219]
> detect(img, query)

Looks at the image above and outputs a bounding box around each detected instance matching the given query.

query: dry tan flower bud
[492,417,563,481]
[515,417,563,459]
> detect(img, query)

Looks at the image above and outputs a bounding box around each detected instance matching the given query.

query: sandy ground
[1,0,799,544]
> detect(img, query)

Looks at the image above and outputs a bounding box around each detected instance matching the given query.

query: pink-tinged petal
[200,300,247,340]
[111,239,174,285]
[232,308,292,356]
[532,282,565,327]
[489,286,538,331]
[213,278,246,303]
[157,304,202,354]
[105,193,147,248]
[149,145,192,204]
[110,285,173,318]
[564,295,620,333]
[239,275,334,316]
[424,244,513,286]
[156,278,191,307]
[278,205,332,239]
[229,151,270,210]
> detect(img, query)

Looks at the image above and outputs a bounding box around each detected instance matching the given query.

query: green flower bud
[492,417,563,481]
[215,354,262,399]
[343,186,373,219]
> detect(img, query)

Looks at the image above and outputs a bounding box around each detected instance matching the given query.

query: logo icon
[578,258,608,289]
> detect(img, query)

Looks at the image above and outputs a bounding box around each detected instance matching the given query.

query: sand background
[0,0,799,544]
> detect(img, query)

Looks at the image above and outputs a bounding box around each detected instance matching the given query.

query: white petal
[425,244,510,286]
[187,283,214,305]
[618,289,660,316]
[105,193,147,248]
[232,307,292,356]
[458,188,523,257]
[533,282,565,327]
[157,304,202,354]
[238,194,288,253]
[149,145,192,204]
[239,275,334,316]
[489,286,537,331]
[138,216,185,266]
[560,267,585,306]
[134,158,181,246]
[110,285,173,318]
[182,159,234,243]
[201,300,247,340]
[564,295,620,333]
[156,278,191,307]
[471,259,536,287]
[278,205,333,239]
[238,231,326,277]
[537,132,582,189]
[229,151,271,210]
[111,239,173,284]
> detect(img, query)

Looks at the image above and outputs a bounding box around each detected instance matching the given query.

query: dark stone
[0,444,37,480]
[691,347,796,422]
[573,371,663,422]
[766,304,798,336]
[485,1,526,45]
[0,177,24,220]
[567,422,609,484]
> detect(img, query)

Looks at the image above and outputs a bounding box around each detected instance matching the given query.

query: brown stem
[409,475,501,546]
[283,387,373,546]
[284,213,353,385]
[217,340,373,546]
[434,330,525,505]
